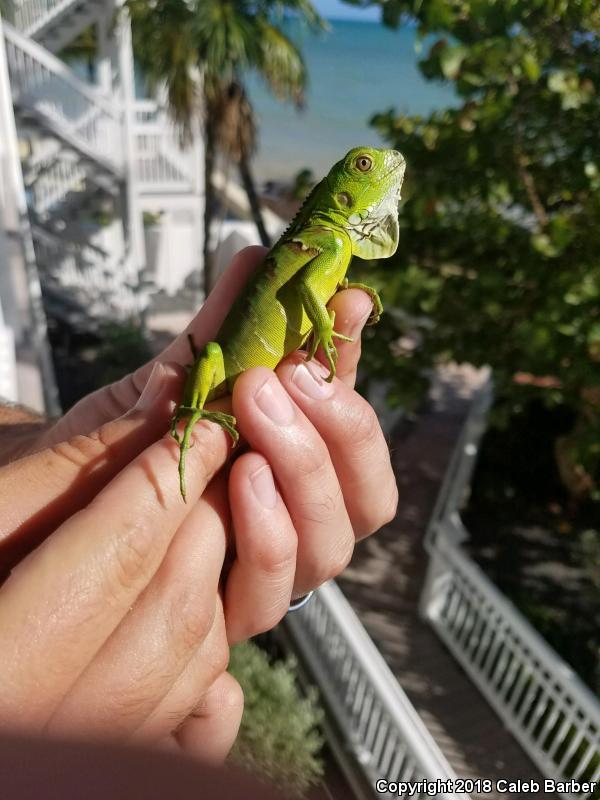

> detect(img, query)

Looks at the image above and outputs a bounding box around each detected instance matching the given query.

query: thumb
[0,362,182,578]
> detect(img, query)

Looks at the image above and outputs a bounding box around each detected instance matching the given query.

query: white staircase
[1,0,152,329]
[5,23,123,176]
[0,0,204,413]
[9,0,106,54]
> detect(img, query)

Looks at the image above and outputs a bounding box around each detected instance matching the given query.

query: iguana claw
[307,308,353,381]
[340,278,383,325]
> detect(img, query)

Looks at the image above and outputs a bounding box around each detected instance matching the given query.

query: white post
[0,16,60,413]
[115,2,146,277]
[96,12,114,95]
[0,287,17,403]
[419,536,453,622]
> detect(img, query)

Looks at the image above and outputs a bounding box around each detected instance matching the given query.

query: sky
[312,0,380,22]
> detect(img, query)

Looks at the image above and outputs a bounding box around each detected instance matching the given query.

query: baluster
[364,701,383,752]
[556,725,587,778]
[570,738,595,782]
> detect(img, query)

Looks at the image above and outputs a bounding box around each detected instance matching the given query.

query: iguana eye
[355,155,373,172]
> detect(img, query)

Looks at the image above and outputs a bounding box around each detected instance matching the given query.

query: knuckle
[303,532,354,589]
[220,675,244,713]
[209,638,230,679]
[108,518,157,597]
[353,480,399,538]
[348,400,381,452]
[245,587,291,637]
[200,605,230,681]
[194,674,244,719]
[297,484,345,527]
[104,681,154,728]
[51,427,112,470]
[99,378,135,419]
[251,532,297,577]
[171,588,215,656]
[327,536,354,580]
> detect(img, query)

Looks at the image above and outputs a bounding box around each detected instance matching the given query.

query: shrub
[228,641,324,798]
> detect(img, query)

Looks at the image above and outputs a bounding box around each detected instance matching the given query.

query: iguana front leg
[171,340,238,501]
[298,280,353,382]
[339,278,383,325]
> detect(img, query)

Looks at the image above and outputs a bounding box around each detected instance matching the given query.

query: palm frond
[194,0,260,97]
[126,0,198,141]
[256,20,306,108]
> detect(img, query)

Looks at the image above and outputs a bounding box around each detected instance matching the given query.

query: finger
[232,369,354,597]
[175,672,244,765]
[0,362,184,579]
[47,476,229,738]
[316,288,374,388]
[0,404,230,728]
[43,247,269,445]
[135,596,230,743]
[277,355,398,540]
[225,452,297,644]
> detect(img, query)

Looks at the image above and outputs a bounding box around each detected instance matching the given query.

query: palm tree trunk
[203,113,218,298]
[239,152,271,248]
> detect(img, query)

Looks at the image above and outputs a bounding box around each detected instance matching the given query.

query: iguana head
[327,146,406,260]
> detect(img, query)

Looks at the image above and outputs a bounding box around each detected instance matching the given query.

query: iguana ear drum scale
[171,147,406,499]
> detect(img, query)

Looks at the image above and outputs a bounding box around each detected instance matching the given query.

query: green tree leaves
[347,0,600,497]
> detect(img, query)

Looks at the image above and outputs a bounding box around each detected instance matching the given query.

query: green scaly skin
[171,146,406,500]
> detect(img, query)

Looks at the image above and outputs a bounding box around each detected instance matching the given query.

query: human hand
[0,324,396,756]
[0,372,246,760]
[1,247,397,643]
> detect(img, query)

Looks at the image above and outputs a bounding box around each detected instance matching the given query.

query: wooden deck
[337,366,554,800]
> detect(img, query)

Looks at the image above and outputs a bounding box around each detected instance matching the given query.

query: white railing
[135,100,160,125]
[135,128,193,190]
[423,378,493,552]
[420,379,600,800]
[134,102,198,192]
[3,0,82,35]
[28,158,88,216]
[4,23,123,174]
[285,582,471,800]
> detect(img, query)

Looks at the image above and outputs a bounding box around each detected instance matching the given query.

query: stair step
[24,0,104,52]
[14,104,123,181]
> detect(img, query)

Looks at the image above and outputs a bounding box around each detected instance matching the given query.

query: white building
[0,0,283,413]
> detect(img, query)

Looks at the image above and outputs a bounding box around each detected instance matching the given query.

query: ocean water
[247,18,456,182]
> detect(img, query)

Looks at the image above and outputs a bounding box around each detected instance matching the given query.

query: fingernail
[255,377,295,425]
[134,363,165,411]
[292,362,334,400]
[250,464,278,509]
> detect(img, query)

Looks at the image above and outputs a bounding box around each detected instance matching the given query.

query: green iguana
[171,146,406,499]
